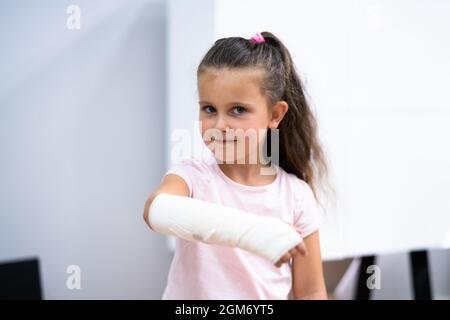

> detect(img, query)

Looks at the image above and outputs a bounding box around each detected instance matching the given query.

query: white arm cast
[147,193,303,264]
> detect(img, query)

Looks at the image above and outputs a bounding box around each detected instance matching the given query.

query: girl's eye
[201,105,246,115]
[202,106,216,113]
[232,106,246,115]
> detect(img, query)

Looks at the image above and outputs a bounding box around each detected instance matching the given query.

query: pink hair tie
[250,32,265,44]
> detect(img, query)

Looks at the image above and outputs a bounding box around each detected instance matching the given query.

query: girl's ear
[269,100,289,129]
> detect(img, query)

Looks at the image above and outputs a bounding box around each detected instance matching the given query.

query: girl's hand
[274,241,308,268]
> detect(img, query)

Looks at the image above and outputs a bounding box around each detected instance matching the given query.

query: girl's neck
[217,161,277,186]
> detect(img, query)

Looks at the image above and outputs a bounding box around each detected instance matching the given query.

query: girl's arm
[143,174,306,266]
[291,230,328,300]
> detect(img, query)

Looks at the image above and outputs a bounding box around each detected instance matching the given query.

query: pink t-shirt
[160,156,322,300]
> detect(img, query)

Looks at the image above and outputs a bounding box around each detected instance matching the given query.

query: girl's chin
[210,151,250,163]
[204,140,257,162]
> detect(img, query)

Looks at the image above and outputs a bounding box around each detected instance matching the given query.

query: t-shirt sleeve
[162,158,199,197]
[293,180,322,238]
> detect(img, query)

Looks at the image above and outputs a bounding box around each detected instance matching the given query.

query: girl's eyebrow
[199,101,253,106]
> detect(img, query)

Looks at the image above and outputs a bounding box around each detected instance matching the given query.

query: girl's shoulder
[167,155,214,177]
[164,156,215,197]
[281,168,309,189]
[281,169,315,204]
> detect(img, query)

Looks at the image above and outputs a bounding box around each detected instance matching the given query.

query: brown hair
[197,31,330,205]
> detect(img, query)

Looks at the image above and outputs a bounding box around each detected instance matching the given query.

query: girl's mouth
[211,137,237,142]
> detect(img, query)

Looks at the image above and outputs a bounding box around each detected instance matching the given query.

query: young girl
[144,32,328,300]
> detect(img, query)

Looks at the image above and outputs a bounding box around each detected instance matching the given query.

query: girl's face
[197,68,287,164]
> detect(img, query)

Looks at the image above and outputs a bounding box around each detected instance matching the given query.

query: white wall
[0,0,170,299]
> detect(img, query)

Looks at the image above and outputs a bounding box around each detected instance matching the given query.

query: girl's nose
[214,117,230,132]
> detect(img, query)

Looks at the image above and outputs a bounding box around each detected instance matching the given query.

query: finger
[295,244,305,256]
[296,242,308,256]
[301,243,309,256]
[282,253,292,263]
[289,248,297,257]
[276,255,288,267]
